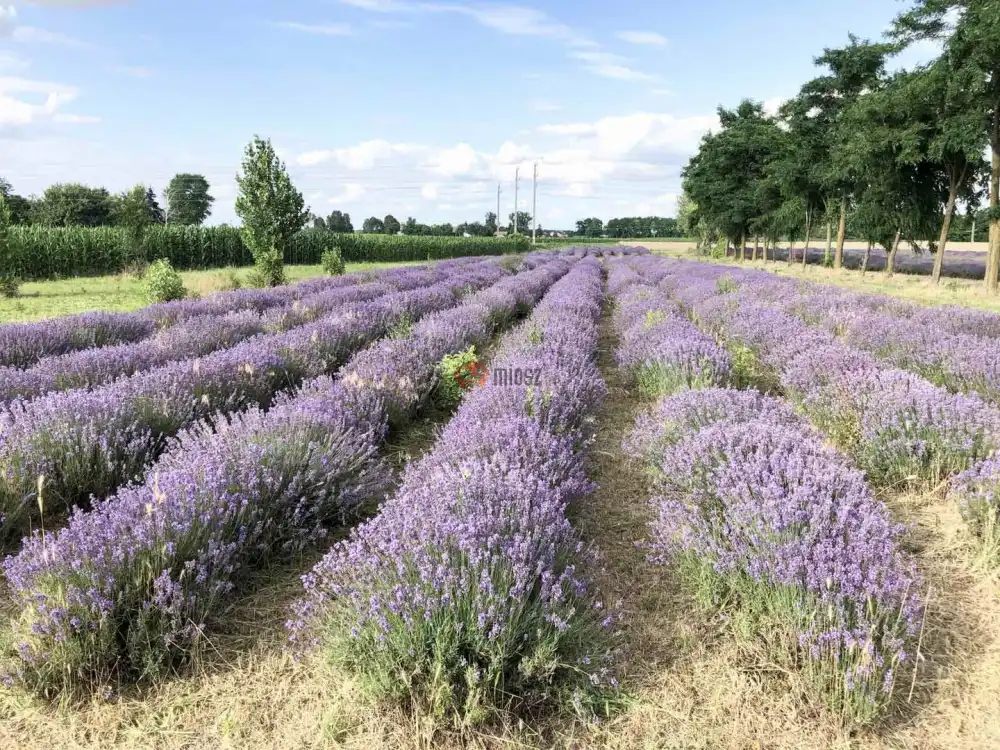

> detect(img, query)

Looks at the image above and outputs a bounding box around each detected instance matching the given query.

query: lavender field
[1,249,999,749]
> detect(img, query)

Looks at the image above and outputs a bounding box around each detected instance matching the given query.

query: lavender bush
[0,270,501,547]
[648,417,922,725]
[288,260,617,727]
[1,258,570,695]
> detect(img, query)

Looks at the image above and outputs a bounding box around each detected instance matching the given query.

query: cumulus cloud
[0,75,97,127]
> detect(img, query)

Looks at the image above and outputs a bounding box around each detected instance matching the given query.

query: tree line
[680,0,1000,287]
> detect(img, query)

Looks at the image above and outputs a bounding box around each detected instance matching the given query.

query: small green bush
[322,248,346,276]
[0,274,20,298]
[434,347,482,408]
[144,259,186,302]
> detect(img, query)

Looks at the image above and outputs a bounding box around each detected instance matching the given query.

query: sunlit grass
[0,261,424,324]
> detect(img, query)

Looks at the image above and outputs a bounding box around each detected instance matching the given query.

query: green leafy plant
[235,135,309,287]
[434,347,481,408]
[321,248,346,276]
[0,193,18,298]
[144,258,186,302]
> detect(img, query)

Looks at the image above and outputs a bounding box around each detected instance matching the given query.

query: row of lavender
[287,258,616,726]
[608,258,924,725]
[0,260,513,549]
[0,262,503,400]
[706,265,1000,405]
[1,256,575,695]
[0,271,371,370]
[655,259,1000,556]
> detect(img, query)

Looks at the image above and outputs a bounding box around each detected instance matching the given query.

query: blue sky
[0,0,935,229]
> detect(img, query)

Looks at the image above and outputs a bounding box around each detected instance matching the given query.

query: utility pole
[514,166,520,235]
[531,162,538,246]
[496,183,501,236]
[972,217,977,244]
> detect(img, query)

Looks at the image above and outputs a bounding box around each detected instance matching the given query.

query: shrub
[433,346,480,408]
[321,248,346,276]
[143,259,186,302]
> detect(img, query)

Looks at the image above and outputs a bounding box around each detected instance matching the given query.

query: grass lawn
[655,245,1000,313]
[0,262,423,324]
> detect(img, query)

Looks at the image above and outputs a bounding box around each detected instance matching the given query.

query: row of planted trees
[682,0,1000,288]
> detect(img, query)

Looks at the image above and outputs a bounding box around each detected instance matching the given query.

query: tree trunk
[787,238,795,265]
[933,175,961,284]
[801,209,812,269]
[753,235,760,261]
[824,220,833,266]
[763,237,769,262]
[835,193,847,269]
[988,110,1000,292]
[740,232,746,261]
[886,229,902,278]
[861,241,872,275]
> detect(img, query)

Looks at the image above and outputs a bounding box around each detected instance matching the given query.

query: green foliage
[143,259,186,302]
[434,347,481,408]
[164,174,214,226]
[0,193,18,298]
[383,214,401,235]
[2,227,526,280]
[604,216,682,238]
[362,216,385,233]
[321,248,346,276]
[575,217,604,237]
[235,135,309,287]
[506,211,532,234]
[35,183,116,228]
[116,184,154,268]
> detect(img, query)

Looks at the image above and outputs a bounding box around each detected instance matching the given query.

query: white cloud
[12,26,91,48]
[274,21,355,36]
[651,88,674,97]
[338,1,662,82]
[0,5,15,37]
[0,76,95,127]
[762,97,784,117]
[425,142,478,176]
[616,30,668,46]
[570,50,656,82]
[420,183,438,200]
[0,52,28,72]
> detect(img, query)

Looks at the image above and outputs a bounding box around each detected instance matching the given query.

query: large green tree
[35,183,115,227]
[383,214,401,235]
[326,210,353,233]
[235,136,309,287]
[115,184,156,266]
[362,216,385,233]
[893,0,1000,289]
[682,100,785,256]
[164,174,214,226]
[794,36,896,268]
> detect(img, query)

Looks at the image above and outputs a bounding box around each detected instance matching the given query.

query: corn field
[3,226,529,280]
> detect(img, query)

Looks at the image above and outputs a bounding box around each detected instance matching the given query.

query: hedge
[2,226,531,280]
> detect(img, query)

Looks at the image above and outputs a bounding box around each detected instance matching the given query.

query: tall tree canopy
[164,174,214,226]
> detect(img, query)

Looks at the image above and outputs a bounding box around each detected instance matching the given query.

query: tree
[145,188,166,224]
[235,135,309,287]
[893,0,1000,289]
[326,210,353,233]
[313,215,327,230]
[164,174,214,226]
[0,178,33,225]
[363,216,385,233]
[0,192,17,296]
[575,218,604,237]
[484,212,498,235]
[507,211,532,234]
[801,36,896,268]
[682,100,785,256]
[35,183,115,227]
[116,184,155,267]
[383,214,401,235]
[429,223,455,236]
